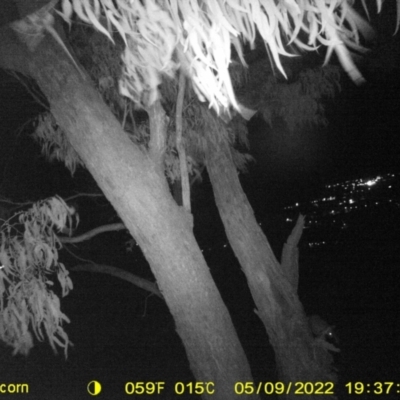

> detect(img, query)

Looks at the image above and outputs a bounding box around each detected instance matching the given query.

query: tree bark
[206,134,336,396]
[0,22,258,399]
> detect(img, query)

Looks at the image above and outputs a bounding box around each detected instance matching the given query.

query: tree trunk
[0,21,258,400]
[206,134,336,396]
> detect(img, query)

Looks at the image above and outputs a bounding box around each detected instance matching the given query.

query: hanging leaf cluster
[33,112,84,175]
[0,197,75,357]
[57,0,390,115]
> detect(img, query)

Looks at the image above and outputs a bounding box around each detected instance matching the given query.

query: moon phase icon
[87,380,102,396]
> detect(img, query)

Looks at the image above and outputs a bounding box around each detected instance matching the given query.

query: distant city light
[360,176,381,186]
[282,172,399,249]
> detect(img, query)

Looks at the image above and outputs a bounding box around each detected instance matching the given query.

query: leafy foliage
[57,0,385,115]
[0,197,75,357]
[33,112,84,174]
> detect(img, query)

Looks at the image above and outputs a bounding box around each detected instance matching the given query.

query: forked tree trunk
[0,19,259,400]
[206,133,337,397]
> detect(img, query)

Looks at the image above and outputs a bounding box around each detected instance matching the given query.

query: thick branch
[280,214,305,290]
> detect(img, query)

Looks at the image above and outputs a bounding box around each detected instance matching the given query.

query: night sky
[1,5,400,400]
